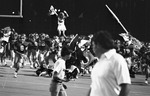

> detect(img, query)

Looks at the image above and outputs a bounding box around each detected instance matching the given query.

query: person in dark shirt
[27,34,39,68]
[37,33,49,68]
[142,51,150,84]
[13,34,28,78]
[38,33,49,52]
[9,32,19,68]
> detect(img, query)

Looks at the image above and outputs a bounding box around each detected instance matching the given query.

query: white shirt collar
[103,49,116,59]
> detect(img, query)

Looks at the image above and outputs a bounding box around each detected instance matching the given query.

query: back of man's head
[61,46,71,57]
[92,30,114,50]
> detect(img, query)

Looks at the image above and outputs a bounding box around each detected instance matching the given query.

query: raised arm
[63,10,69,18]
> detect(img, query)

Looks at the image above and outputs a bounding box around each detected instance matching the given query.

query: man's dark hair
[61,46,71,57]
[92,30,114,50]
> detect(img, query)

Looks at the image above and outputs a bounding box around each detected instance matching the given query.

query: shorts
[14,52,24,69]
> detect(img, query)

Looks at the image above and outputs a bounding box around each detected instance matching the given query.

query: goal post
[0,0,23,18]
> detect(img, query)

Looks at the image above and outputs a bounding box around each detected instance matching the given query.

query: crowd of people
[0,5,149,96]
[0,26,94,78]
[0,25,149,96]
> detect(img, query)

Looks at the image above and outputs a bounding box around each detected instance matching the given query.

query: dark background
[0,0,149,41]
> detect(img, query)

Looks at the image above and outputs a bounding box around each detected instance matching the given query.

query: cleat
[14,72,17,78]
[30,65,34,69]
[75,76,78,79]
[10,65,13,68]
[145,80,148,84]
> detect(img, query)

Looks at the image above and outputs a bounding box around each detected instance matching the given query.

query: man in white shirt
[87,31,131,96]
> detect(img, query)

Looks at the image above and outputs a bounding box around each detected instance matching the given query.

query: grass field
[0,60,150,96]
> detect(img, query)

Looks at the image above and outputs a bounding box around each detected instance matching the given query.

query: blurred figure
[57,11,69,37]
[13,34,28,78]
[48,5,69,37]
[9,32,19,68]
[87,31,131,96]
[0,26,12,66]
[49,46,71,96]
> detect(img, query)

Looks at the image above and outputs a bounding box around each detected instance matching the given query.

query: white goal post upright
[20,0,23,18]
[0,0,23,18]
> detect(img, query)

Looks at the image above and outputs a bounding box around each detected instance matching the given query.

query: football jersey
[14,41,28,54]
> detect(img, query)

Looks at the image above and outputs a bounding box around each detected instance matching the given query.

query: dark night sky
[0,0,149,41]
